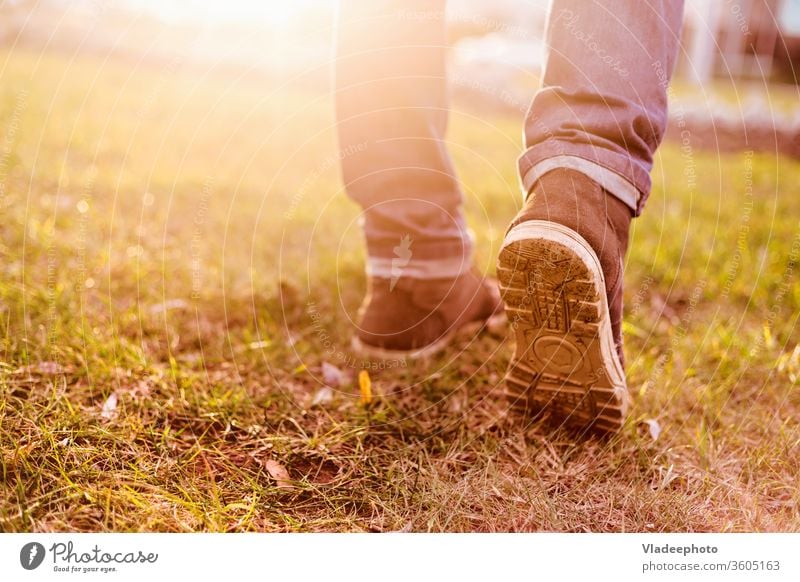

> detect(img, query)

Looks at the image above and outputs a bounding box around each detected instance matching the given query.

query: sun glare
[130,0,334,27]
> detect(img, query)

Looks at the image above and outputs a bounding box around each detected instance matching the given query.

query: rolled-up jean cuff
[366,234,474,280]
[519,148,651,216]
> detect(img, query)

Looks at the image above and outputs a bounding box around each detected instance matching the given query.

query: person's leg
[519,0,684,215]
[335,0,471,274]
[499,0,684,432]
[335,0,501,357]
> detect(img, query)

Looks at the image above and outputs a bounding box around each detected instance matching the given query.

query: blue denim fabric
[335,0,684,278]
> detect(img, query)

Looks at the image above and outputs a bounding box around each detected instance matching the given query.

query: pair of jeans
[335,0,684,279]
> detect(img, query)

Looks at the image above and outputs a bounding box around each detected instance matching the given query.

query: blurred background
[2,0,798,153]
[4,0,800,81]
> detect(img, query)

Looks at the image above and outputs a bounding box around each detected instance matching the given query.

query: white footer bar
[1,533,797,581]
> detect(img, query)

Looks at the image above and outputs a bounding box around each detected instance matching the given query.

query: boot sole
[351,312,507,361]
[497,220,629,433]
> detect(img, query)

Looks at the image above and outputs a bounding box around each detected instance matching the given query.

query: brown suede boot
[498,168,633,433]
[352,269,504,359]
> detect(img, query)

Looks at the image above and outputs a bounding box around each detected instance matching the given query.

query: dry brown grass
[1,48,798,532]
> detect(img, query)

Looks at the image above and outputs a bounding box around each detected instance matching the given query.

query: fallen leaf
[358,370,372,406]
[101,392,118,420]
[449,390,467,413]
[644,419,661,441]
[311,386,333,407]
[127,380,151,400]
[37,361,64,375]
[321,362,343,388]
[248,340,271,350]
[650,293,679,325]
[763,324,775,349]
[15,361,65,376]
[264,459,294,489]
[149,299,188,314]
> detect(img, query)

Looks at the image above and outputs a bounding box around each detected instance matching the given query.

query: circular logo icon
[20,542,46,570]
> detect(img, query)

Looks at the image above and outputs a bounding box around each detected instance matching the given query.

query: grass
[1,47,799,532]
